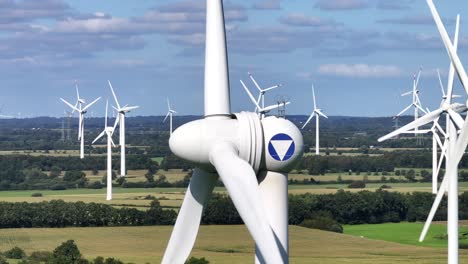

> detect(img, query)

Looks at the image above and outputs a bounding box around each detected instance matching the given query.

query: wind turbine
[164,98,177,135]
[380,7,466,263]
[302,85,328,155]
[395,68,427,133]
[92,100,116,201]
[108,80,139,177]
[162,1,303,263]
[240,80,290,118]
[61,88,101,159]
[247,72,282,112]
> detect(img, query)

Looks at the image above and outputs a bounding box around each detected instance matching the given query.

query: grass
[344,222,468,248]
[0,225,466,264]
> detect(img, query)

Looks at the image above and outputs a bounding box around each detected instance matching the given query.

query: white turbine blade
[433,132,443,149]
[396,103,413,117]
[248,72,262,92]
[427,1,468,94]
[60,98,80,113]
[209,142,284,263]
[301,112,315,130]
[162,169,218,264]
[447,109,464,129]
[435,140,447,180]
[254,93,262,112]
[92,130,106,144]
[109,134,116,148]
[113,114,120,131]
[240,80,262,110]
[108,80,121,109]
[415,68,422,89]
[401,91,412,97]
[448,15,460,100]
[163,112,170,123]
[167,98,171,111]
[204,0,230,117]
[260,102,290,114]
[435,121,447,138]
[419,173,448,242]
[312,84,317,110]
[83,97,101,112]
[105,100,108,128]
[263,84,281,92]
[316,109,328,119]
[416,104,428,115]
[437,69,446,98]
[420,115,468,242]
[123,105,139,112]
[379,108,444,142]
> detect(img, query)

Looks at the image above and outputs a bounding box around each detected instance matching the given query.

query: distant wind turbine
[92,100,116,201]
[302,84,328,155]
[164,98,177,135]
[108,80,139,177]
[61,85,101,159]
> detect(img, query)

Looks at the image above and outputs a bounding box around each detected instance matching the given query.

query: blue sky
[0,0,467,117]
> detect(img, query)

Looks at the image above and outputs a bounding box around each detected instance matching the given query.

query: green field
[0,225,466,264]
[345,222,468,248]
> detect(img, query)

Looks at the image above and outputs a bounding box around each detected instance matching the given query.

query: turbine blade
[379,108,444,142]
[83,97,101,112]
[263,84,281,92]
[105,100,108,128]
[437,69,446,97]
[316,109,328,119]
[396,104,413,117]
[419,173,448,242]
[447,109,464,129]
[60,98,80,113]
[240,80,262,110]
[415,67,422,89]
[163,112,170,123]
[446,14,460,101]
[261,102,290,113]
[401,91,412,97]
[209,142,284,263]
[109,134,116,148]
[108,80,121,109]
[92,130,106,144]
[113,114,120,131]
[427,1,468,94]
[204,0,230,117]
[312,84,317,110]
[248,72,262,92]
[301,112,315,130]
[162,169,218,264]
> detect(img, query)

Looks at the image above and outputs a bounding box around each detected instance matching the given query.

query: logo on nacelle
[268,133,295,161]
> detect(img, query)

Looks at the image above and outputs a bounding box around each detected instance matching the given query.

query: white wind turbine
[92,100,116,201]
[395,68,427,133]
[164,98,177,135]
[61,87,101,159]
[380,6,467,263]
[302,85,328,155]
[247,72,282,112]
[240,80,290,118]
[108,80,139,177]
[162,0,303,263]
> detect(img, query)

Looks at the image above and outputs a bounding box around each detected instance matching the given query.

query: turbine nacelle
[170,113,303,173]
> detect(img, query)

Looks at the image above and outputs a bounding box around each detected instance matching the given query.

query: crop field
[344,222,468,248]
[0,225,466,264]
[1,181,468,210]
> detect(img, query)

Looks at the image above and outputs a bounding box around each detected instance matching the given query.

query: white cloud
[317,63,402,78]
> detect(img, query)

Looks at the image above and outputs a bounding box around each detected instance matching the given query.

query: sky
[0,0,467,118]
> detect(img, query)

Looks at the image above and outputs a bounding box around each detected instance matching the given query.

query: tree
[348,181,366,189]
[50,166,62,178]
[186,257,210,264]
[405,169,416,182]
[51,240,82,264]
[145,170,155,183]
[63,171,86,182]
[4,246,25,259]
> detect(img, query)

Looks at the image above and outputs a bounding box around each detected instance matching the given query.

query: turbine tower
[164,98,177,135]
[108,80,139,177]
[92,100,116,201]
[161,1,304,263]
[61,86,100,159]
[380,7,466,263]
[302,84,328,155]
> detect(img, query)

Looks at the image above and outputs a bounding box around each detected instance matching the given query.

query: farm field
[1,182,468,210]
[344,222,468,248]
[0,225,466,264]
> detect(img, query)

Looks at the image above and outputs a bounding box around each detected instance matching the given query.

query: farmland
[0,225,467,264]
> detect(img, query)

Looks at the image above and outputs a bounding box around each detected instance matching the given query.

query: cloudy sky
[0,0,467,117]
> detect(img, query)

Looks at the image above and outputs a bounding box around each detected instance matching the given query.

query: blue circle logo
[268,133,295,161]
